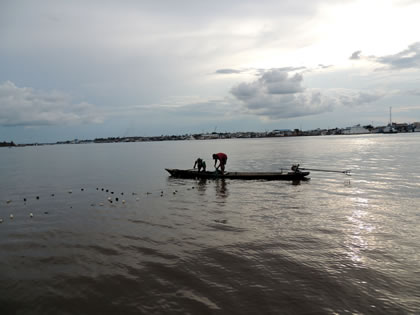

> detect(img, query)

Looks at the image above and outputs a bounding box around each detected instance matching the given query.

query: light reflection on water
[0,134,420,313]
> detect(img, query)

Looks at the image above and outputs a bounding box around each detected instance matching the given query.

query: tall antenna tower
[389,106,392,126]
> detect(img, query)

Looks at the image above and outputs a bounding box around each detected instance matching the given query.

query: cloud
[353,42,420,69]
[230,69,384,119]
[216,66,306,76]
[407,89,420,96]
[164,99,236,118]
[328,89,386,107]
[318,64,333,69]
[140,95,241,119]
[215,69,243,74]
[0,81,103,127]
[375,42,420,69]
[350,50,362,60]
[232,70,303,99]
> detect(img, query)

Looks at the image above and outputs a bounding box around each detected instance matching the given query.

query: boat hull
[165,169,310,181]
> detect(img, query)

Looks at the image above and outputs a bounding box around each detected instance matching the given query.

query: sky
[1,0,420,143]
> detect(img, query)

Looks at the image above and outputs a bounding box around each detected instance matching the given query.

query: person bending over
[212,153,227,174]
[193,158,206,172]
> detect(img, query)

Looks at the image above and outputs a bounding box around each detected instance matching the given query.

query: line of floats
[0,186,188,224]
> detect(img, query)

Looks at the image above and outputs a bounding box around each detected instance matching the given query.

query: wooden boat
[165,168,310,181]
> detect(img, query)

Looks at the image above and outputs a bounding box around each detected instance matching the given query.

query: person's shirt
[215,153,227,161]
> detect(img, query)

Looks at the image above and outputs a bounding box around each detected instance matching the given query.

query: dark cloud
[262,71,304,94]
[350,50,362,60]
[238,90,334,119]
[376,42,420,69]
[215,69,243,74]
[369,42,420,69]
[231,69,329,118]
[0,81,103,127]
[231,69,304,99]
[349,42,420,70]
[230,82,260,101]
[230,69,384,119]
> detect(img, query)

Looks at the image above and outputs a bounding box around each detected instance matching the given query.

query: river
[1,134,419,314]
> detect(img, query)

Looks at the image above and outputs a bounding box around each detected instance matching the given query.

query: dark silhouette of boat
[165,168,310,181]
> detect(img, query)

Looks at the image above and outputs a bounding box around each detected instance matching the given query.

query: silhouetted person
[193,158,206,172]
[212,152,227,174]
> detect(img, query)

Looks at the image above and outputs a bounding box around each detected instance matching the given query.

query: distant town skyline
[5,121,418,146]
[1,0,420,143]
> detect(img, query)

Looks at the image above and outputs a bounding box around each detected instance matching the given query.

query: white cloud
[0,81,103,127]
[231,69,385,119]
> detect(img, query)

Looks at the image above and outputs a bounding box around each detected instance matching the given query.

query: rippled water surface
[1,134,419,314]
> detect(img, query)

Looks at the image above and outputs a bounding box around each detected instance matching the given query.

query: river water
[1,134,419,314]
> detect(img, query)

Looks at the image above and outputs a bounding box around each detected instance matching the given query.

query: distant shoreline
[5,123,420,147]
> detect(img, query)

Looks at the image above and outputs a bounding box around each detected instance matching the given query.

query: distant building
[270,129,292,136]
[342,125,370,135]
[200,133,220,140]
[393,123,408,132]
[383,125,397,133]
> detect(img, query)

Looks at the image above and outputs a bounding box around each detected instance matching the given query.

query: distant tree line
[0,141,15,147]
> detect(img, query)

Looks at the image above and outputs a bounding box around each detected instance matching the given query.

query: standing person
[212,153,227,174]
[193,158,206,172]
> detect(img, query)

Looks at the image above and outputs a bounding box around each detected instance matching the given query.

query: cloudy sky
[1,0,420,143]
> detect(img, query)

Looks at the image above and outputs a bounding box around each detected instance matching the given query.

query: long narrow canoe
[165,168,310,181]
